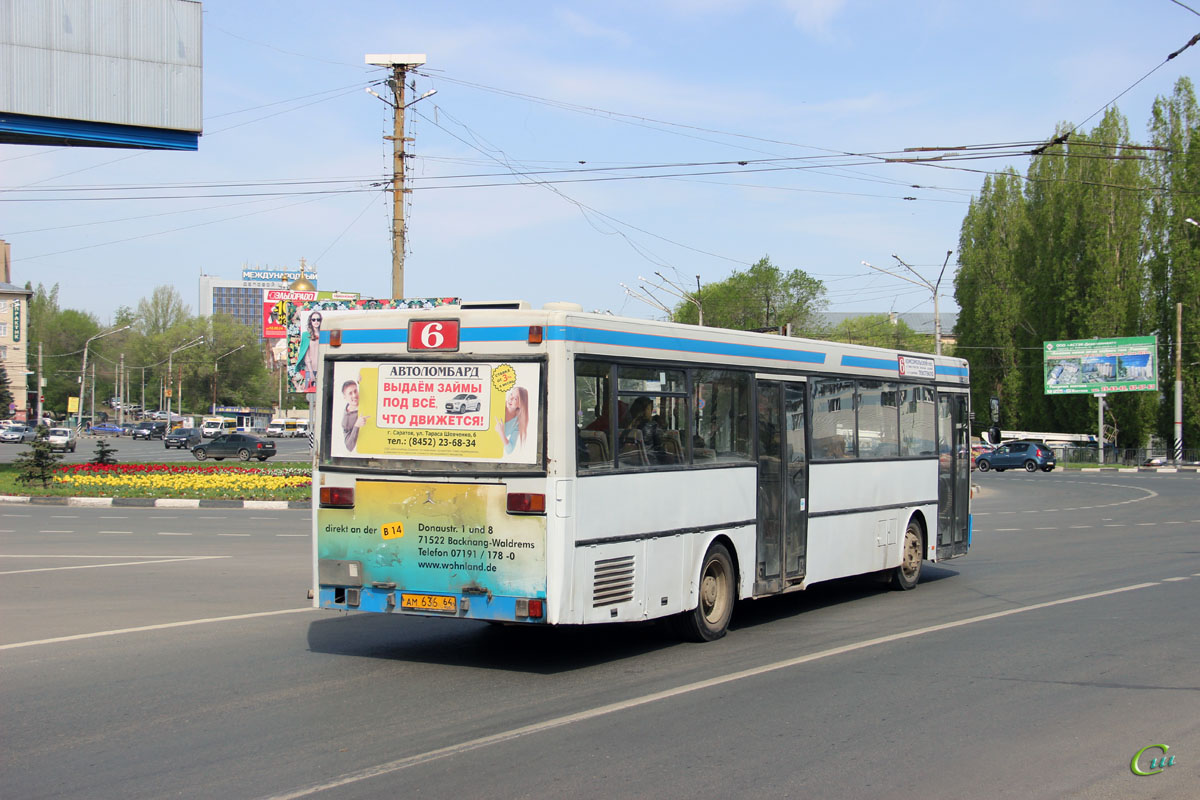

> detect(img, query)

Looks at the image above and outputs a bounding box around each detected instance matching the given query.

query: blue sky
[3,0,1197,325]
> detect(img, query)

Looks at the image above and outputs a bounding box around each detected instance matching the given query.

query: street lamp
[861,250,953,355]
[166,336,205,423]
[79,325,130,428]
[211,344,247,414]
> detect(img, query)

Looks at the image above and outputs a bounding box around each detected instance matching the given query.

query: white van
[267,418,302,437]
[295,419,309,437]
[201,417,237,438]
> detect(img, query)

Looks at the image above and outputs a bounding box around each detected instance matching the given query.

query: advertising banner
[328,359,539,464]
[317,480,547,600]
[262,289,316,338]
[1043,336,1158,395]
[286,297,458,393]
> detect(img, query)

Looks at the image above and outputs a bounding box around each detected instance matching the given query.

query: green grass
[0,461,314,501]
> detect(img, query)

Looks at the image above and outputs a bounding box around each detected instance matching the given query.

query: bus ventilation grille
[592,554,635,607]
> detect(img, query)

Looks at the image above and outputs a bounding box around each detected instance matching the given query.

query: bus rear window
[323,359,542,468]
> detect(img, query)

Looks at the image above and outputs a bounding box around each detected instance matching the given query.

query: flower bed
[0,462,313,501]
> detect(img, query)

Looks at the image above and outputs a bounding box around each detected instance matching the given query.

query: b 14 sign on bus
[328,360,540,464]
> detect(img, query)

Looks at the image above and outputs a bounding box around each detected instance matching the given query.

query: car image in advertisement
[327,360,540,464]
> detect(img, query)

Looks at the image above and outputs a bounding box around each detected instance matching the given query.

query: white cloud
[781,0,849,37]
[553,9,633,48]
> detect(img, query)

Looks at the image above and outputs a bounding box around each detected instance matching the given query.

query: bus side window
[576,361,614,472]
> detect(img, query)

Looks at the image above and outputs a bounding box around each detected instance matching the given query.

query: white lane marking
[0,529,14,533]
[197,516,227,520]
[1163,576,1190,582]
[263,581,1162,800]
[1135,523,1156,527]
[1104,524,1124,527]
[157,532,192,536]
[0,606,312,650]
[2,513,31,517]
[1069,525,1091,529]
[99,530,132,534]
[218,533,250,537]
[0,555,227,575]
[50,515,80,519]
[1164,521,1184,525]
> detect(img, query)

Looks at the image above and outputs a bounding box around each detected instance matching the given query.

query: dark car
[132,421,166,440]
[192,433,276,462]
[164,427,202,449]
[975,440,1056,473]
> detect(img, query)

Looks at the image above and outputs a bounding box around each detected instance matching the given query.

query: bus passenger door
[937,393,970,558]
[755,379,808,594]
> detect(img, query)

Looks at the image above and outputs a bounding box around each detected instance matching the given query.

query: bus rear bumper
[318,586,546,623]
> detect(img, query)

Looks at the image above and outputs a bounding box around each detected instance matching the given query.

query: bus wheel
[892,520,923,591]
[675,542,735,642]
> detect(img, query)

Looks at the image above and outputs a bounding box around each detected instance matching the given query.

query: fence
[1056,446,1199,467]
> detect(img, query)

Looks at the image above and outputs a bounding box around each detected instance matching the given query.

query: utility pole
[366,54,429,300]
[862,250,953,355]
[36,342,43,423]
[118,353,124,425]
[1175,301,1183,465]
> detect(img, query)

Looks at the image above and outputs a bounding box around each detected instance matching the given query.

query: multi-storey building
[0,240,32,419]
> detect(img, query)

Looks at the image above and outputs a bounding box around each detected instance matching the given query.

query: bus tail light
[527,325,543,344]
[507,492,545,514]
[320,486,355,508]
[329,329,342,347]
[515,598,545,619]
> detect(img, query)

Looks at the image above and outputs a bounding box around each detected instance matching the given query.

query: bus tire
[674,542,735,642]
[892,519,923,591]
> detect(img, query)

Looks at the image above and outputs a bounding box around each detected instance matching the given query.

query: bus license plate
[401,593,457,613]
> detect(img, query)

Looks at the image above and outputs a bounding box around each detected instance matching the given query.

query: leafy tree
[15,426,62,489]
[1145,76,1200,452]
[672,256,827,335]
[136,285,192,337]
[826,314,932,352]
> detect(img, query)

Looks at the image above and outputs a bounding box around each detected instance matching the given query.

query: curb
[0,495,308,510]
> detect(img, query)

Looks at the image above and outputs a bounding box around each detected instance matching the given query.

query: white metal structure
[312,303,972,640]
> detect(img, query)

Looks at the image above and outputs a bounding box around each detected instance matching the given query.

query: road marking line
[157,532,192,536]
[197,516,227,520]
[1069,525,1091,529]
[218,533,250,537]
[1164,521,1184,525]
[0,605,311,649]
[262,581,1162,800]
[0,555,227,575]
[99,530,132,534]
[4,513,32,517]
[1163,576,1190,582]
[1135,523,1156,527]
[50,515,80,519]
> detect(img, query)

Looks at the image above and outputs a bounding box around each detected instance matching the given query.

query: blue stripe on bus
[546,325,826,364]
[936,365,969,377]
[840,355,898,371]
[329,329,406,344]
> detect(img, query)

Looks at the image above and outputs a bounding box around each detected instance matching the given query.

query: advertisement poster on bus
[328,359,540,464]
[1043,336,1157,395]
[316,480,547,601]
[285,297,458,393]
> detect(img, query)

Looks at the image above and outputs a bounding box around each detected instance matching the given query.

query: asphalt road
[1,472,1197,799]
[0,434,314,464]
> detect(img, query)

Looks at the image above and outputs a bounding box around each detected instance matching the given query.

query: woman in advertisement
[496,386,529,456]
[291,310,322,392]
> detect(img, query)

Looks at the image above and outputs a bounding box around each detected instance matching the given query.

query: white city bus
[312,302,971,640]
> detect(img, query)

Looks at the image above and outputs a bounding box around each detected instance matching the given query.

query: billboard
[1043,336,1157,395]
[286,298,460,393]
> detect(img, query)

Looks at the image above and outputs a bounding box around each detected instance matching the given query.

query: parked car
[46,427,77,453]
[975,441,1056,473]
[0,424,37,443]
[132,421,166,440]
[192,433,276,462]
[89,422,124,435]
[445,393,481,414]
[165,427,202,450]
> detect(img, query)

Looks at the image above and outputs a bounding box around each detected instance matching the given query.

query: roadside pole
[1097,393,1105,466]
[1175,302,1183,465]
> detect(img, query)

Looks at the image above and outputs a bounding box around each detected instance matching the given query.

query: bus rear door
[754,377,808,594]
